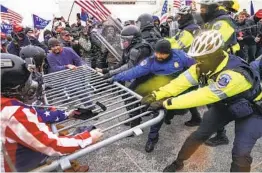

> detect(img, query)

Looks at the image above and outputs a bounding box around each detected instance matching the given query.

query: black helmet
[1,53,38,100]
[120,25,142,49]
[1,53,30,91]
[20,45,46,68]
[136,13,154,30]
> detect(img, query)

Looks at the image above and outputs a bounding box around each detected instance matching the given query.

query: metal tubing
[45,74,99,87]
[94,105,146,126]
[114,82,142,100]
[47,82,108,98]
[45,80,104,95]
[50,84,116,105]
[73,89,126,107]
[102,111,150,132]
[31,110,165,172]
[55,91,128,126]
[56,100,141,133]
[56,86,119,106]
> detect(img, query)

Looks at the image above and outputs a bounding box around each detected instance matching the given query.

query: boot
[163,160,184,172]
[185,108,202,127]
[145,137,159,153]
[64,160,89,172]
[205,130,229,147]
[184,118,201,127]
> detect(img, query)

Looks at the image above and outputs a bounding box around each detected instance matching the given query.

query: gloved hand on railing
[96,68,109,74]
[141,93,156,106]
[103,73,111,79]
[147,100,164,112]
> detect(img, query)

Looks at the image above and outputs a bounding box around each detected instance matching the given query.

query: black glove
[147,100,164,112]
[141,94,156,105]
[105,77,114,84]
[103,73,111,79]
[102,68,109,74]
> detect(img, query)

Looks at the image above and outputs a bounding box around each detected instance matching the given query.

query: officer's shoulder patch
[217,74,232,88]
[174,62,180,68]
[140,59,148,66]
[213,22,223,30]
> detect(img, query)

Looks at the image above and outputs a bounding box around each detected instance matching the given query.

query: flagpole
[67,1,75,22]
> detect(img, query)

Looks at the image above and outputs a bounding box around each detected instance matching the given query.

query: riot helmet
[120,25,142,50]
[136,13,154,30]
[20,45,46,69]
[1,53,39,101]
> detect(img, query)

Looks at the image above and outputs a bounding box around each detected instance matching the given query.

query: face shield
[120,35,133,50]
[135,21,141,30]
[21,74,39,101]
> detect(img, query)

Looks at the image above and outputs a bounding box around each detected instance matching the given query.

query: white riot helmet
[177,6,192,15]
[188,30,224,57]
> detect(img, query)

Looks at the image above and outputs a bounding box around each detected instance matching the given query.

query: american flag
[75,0,111,22]
[1,97,93,172]
[173,0,182,9]
[0,5,23,23]
[160,0,168,24]
[92,0,111,19]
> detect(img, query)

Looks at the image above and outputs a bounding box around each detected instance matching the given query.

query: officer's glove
[147,100,165,112]
[103,73,111,79]
[141,94,156,105]
[102,68,109,74]
[105,77,114,84]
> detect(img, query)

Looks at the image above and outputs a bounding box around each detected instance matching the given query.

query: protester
[25,27,48,52]
[1,32,8,53]
[236,11,256,62]
[7,24,31,56]
[47,38,82,73]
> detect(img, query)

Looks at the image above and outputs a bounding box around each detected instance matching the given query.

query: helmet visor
[120,35,133,49]
[135,21,141,30]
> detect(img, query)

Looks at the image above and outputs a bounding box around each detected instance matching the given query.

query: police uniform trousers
[175,103,262,172]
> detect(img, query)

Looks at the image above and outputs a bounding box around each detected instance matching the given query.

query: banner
[1,23,13,34]
[33,14,51,30]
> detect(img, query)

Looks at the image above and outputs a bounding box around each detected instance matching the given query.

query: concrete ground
[71,104,262,172]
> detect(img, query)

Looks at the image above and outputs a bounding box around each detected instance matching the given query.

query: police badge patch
[217,74,232,88]
[174,62,180,68]
[213,22,222,30]
[140,59,147,66]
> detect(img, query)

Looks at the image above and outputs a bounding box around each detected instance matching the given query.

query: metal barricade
[32,65,164,172]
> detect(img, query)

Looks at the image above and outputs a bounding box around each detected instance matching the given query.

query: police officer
[136,13,162,48]
[165,6,202,126]
[97,25,153,128]
[166,6,200,52]
[97,25,153,77]
[110,39,201,152]
[198,0,241,146]
[141,30,262,172]
[199,0,240,54]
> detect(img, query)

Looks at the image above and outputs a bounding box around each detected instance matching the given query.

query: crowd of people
[1,0,262,172]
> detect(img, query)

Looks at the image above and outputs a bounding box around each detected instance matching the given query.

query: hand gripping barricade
[28,65,164,172]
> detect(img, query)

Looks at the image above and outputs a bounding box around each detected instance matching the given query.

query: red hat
[1,32,7,39]
[13,24,24,33]
[255,9,262,19]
